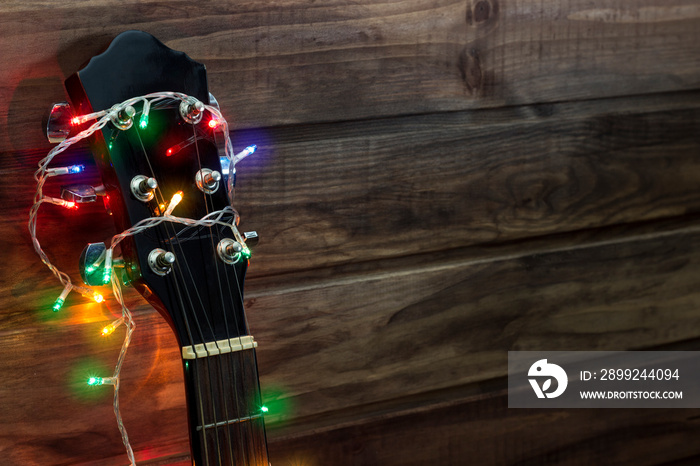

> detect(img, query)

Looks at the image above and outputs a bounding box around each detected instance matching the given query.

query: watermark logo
[528,359,568,398]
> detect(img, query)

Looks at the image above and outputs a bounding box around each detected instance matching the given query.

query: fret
[184,346,269,465]
[197,413,264,431]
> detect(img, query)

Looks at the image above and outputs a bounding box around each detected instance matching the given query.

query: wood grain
[267,382,700,466]
[1,0,700,152]
[4,91,700,280]
[2,1,700,464]
[4,217,700,463]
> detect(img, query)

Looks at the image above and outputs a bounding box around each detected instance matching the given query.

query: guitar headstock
[63,31,255,347]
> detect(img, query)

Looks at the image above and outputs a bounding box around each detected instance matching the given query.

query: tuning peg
[148,249,175,276]
[46,102,73,143]
[196,168,221,194]
[109,104,135,130]
[208,92,220,110]
[244,231,259,248]
[130,175,157,202]
[179,97,204,124]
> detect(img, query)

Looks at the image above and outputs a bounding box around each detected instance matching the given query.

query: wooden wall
[2,0,700,464]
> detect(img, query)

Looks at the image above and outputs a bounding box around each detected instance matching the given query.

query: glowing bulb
[87,376,116,386]
[80,290,104,303]
[103,249,113,284]
[166,147,175,157]
[47,165,84,176]
[241,247,252,259]
[208,117,220,129]
[101,317,123,337]
[261,406,269,413]
[139,114,149,129]
[87,376,102,385]
[232,145,258,165]
[71,116,81,126]
[65,201,77,209]
[52,285,71,312]
[52,297,65,312]
[164,191,183,216]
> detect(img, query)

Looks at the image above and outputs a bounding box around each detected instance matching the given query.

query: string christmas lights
[29,92,251,465]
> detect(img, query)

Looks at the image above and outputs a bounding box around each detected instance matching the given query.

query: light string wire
[28,92,244,465]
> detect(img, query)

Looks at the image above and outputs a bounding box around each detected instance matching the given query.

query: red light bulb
[208,118,220,129]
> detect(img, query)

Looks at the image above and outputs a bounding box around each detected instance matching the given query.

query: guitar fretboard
[183,346,269,466]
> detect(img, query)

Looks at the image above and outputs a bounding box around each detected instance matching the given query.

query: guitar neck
[182,342,269,466]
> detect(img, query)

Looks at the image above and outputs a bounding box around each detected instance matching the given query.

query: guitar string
[191,122,241,466]
[198,115,267,464]
[137,104,253,465]
[186,105,260,464]
[132,119,219,465]
[202,121,266,464]
[198,139,256,466]
[228,240,265,463]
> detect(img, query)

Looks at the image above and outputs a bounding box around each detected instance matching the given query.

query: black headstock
[65,31,250,348]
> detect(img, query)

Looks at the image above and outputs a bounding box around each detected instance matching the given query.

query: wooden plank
[4,218,700,463]
[232,92,700,275]
[267,385,700,466]
[6,91,700,279]
[1,0,700,151]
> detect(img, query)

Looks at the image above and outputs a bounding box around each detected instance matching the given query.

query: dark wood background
[2,0,700,464]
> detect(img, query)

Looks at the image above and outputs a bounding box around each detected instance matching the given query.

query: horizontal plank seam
[233,88,700,137]
[245,219,700,298]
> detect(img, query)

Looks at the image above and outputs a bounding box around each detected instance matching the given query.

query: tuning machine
[180,97,204,124]
[130,175,158,202]
[196,168,221,194]
[148,249,175,276]
[110,104,136,130]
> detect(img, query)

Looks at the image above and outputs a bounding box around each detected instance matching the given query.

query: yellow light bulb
[164,191,184,216]
[92,292,104,303]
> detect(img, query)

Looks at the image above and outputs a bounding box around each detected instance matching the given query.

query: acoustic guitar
[53,30,269,465]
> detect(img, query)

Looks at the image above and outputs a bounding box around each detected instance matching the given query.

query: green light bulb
[261,406,269,413]
[139,114,149,129]
[52,297,65,312]
[103,268,111,284]
[241,247,252,260]
[87,376,103,386]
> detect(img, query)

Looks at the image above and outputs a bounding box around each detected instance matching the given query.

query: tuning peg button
[61,184,97,203]
[244,231,259,248]
[46,102,73,143]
